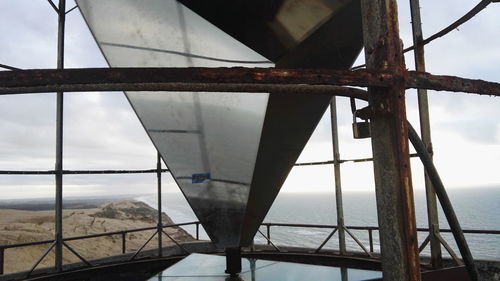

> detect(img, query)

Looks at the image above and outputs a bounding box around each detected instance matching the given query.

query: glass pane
[148,253,382,281]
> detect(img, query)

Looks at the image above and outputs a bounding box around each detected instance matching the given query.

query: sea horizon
[0,187,498,260]
[137,187,500,261]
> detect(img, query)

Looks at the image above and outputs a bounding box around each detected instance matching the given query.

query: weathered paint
[0,68,499,96]
[360,0,421,280]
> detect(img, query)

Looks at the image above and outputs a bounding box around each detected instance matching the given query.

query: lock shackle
[353,109,365,123]
[353,106,372,122]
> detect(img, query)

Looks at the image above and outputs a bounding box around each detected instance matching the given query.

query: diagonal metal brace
[65,5,78,14]
[27,242,55,277]
[418,234,431,253]
[161,229,190,254]
[46,0,59,13]
[344,227,373,257]
[315,227,338,253]
[257,229,281,252]
[129,230,158,261]
[63,241,91,266]
[435,233,464,266]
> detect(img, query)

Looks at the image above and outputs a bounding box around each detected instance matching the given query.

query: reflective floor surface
[148,253,382,281]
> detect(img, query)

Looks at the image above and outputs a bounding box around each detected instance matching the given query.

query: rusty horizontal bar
[294,160,335,166]
[341,153,420,163]
[0,68,383,97]
[352,0,497,70]
[260,222,500,235]
[0,170,54,175]
[294,153,419,166]
[407,72,500,97]
[0,239,54,249]
[0,67,499,96]
[404,0,496,54]
[0,169,170,175]
[0,221,199,250]
[1,221,498,252]
[0,68,389,88]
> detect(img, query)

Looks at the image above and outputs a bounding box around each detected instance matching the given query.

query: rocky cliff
[0,200,194,274]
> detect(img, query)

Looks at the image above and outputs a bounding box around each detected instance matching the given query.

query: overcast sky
[0,0,499,199]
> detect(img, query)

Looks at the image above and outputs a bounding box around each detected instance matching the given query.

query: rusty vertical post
[266,225,271,245]
[330,97,346,255]
[54,0,66,272]
[340,267,348,281]
[122,232,126,254]
[225,247,242,277]
[409,0,442,268]
[0,248,4,275]
[360,0,421,280]
[157,152,163,257]
[368,229,374,253]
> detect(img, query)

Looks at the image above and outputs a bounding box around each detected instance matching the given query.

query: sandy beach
[0,200,194,274]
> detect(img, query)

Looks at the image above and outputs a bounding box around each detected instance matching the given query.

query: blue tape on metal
[192,172,211,184]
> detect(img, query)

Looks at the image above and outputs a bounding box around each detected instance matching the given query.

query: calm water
[137,187,500,260]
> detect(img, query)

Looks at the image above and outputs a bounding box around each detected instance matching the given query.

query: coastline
[0,198,194,274]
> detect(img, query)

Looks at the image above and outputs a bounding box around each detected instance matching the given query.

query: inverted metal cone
[78,0,362,248]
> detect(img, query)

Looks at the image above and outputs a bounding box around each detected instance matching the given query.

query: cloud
[0,0,499,199]
[438,120,499,144]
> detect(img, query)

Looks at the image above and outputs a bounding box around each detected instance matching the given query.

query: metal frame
[409,0,442,269]
[1,0,499,280]
[1,67,499,96]
[1,221,499,276]
[2,221,499,276]
[0,221,200,276]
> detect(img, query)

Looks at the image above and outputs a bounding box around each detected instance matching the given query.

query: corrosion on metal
[404,0,496,53]
[0,67,499,97]
[157,152,163,257]
[409,0,442,269]
[352,0,497,70]
[0,67,390,89]
[361,0,421,280]
[54,0,66,272]
[330,97,346,255]
[408,71,500,96]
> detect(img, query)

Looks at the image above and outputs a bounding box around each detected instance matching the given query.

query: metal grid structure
[1,0,500,281]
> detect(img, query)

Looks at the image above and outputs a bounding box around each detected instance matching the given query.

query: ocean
[137,187,500,261]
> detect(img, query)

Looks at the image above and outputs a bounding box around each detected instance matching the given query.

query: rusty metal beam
[54,0,66,272]
[330,97,346,255]
[407,71,500,96]
[405,0,496,53]
[157,152,163,257]
[0,68,499,96]
[360,0,421,281]
[0,168,170,175]
[353,0,497,70]
[0,68,387,92]
[409,0,442,269]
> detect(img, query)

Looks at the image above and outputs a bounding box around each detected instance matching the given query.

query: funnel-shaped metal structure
[78,0,362,249]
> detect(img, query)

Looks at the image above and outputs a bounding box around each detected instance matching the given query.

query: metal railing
[0,221,200,275]
[259,223,500,261]
[1,221,499,276]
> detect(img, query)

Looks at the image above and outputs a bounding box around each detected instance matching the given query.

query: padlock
[352,113,371,139]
